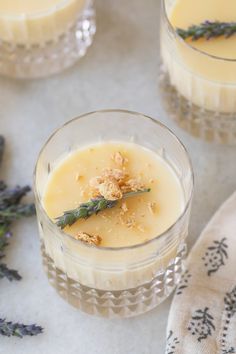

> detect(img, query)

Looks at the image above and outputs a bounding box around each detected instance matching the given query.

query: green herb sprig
[56,188,151,229]
[177,21,236,41]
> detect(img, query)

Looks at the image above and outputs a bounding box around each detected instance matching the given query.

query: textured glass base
[159,68,236,145]
[0,4,95,79]
[41,243,187,318]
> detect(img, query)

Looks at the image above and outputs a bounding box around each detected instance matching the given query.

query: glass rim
[0,0,85,20]
[162,0,236,63]
[33,109,194,253]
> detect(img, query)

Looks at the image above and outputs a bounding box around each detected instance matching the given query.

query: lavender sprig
[177,21,236,41]
[0,319,43,338]
[0,184,35,257]
[0,136,4,166]
[0,181,6,192]
[0,264,22,281]
[56,188,151,229]
[0,137,36,281]
[0,135,42,339]
[0,223,11,256]
[0,204,36,222]
[0,185,31,210]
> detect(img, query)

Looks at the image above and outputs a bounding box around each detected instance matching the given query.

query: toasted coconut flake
[100,213,112,221]
[148,202,157,214]
[89,168,146,201]
[125,216,136,228]
[111,151,128,167]
[121,201,128,213]
[125,178,145,192]
[120,213,136,229]
[102,168,128,184]
[137,224,145,232]
[75,173,83,182]
[80,190,85,197]
[98,177,123,201]
[89,176,104,189]
[74,232,102,246]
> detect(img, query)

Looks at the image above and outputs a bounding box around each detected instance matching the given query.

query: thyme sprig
[177,21,236,41]
[56,188,151,229]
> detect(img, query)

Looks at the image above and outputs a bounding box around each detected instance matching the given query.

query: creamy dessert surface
[43,142,184,248]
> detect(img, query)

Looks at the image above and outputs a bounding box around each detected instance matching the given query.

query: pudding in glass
[44,142,184,249]
[0,0,95,78]
[34,110,193,318]
[160,0,236,143]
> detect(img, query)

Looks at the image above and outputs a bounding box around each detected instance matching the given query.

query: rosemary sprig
[0,319,43,338]
[56,188,151,229]
[177,21,236,41]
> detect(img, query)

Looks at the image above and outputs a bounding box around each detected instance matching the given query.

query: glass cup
[34,110,194,318]
[0,0,96,78]
[159,0,236,144]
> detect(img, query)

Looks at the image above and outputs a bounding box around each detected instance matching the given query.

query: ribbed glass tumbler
[34,110,194,318]
[160,0,236,144]
[0,0,95,78]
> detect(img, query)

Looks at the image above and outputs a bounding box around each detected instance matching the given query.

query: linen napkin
[165,192,236,354]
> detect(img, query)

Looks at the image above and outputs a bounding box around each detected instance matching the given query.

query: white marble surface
[0,0,236,353]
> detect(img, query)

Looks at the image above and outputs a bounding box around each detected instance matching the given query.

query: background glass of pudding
[34,110,193,318]
[160,0,236,144]
[0,0,95,78]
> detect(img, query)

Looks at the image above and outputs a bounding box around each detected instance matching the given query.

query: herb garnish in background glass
[0,136,43,338]
[177,21,236,40]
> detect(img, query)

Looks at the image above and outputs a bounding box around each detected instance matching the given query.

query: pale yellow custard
[161,0,236,112]
[43,141,184,248]
[0,0,85,44]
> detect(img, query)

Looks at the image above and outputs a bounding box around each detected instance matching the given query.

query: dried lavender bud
[0,136,4,166]
[177,21,236,41]
[0,319,43,338]
[0,204,36,222]
[0,181,7,192]
[0,264,22,281]
[0,185,31,210]
[0,223,11,256]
